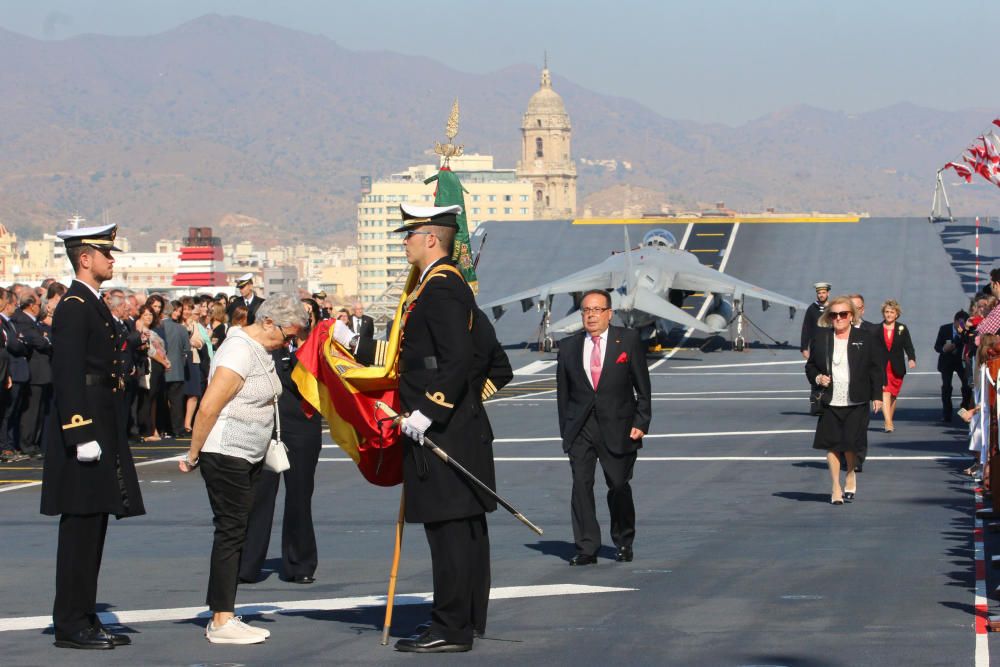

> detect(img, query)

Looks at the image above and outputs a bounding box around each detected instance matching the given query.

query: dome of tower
[525,67,567,117]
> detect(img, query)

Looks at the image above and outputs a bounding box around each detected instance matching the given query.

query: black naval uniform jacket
[396,258,508,524]
[228,294,265,326]
[557,325,652,455]
[800,301,826,353]
[40,281,145,518]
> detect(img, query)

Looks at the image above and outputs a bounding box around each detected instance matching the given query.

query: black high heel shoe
[844,491,856,501]
[831,495,844,505]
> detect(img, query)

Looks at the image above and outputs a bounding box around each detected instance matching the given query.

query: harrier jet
[481,228,808,351]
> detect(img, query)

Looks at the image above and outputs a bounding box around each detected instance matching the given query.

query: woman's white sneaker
[205,617,266,644]
[233,616,270,638]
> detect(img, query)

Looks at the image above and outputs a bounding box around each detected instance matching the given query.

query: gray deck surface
[0,217,990,666]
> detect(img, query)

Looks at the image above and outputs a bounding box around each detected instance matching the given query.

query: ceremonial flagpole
[380,490,406,645]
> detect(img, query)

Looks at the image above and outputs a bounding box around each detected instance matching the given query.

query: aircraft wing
[669,263,808,310]
[549,285,720,335]
[480,255,626,319]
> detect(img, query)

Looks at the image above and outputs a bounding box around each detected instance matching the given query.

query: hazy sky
[1,0,996,125]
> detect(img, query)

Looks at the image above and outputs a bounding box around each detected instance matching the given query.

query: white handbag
[248,341,290,473]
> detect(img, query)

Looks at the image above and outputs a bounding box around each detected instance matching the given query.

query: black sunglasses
[829,311,852,320]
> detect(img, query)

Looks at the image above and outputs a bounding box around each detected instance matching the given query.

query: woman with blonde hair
[879,299,916,432]
[806,295,884,504]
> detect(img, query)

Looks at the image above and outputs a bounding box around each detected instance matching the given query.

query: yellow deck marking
[0,479,42,484]
[690,249,719,253]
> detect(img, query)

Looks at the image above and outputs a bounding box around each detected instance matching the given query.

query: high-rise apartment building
[356,154,532,302]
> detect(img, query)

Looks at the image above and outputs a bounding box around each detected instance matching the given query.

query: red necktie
[590,335,602,388]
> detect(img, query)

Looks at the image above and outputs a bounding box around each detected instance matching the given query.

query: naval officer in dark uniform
[343,203,506,653]
[227,273,264,325]
[800,281,831,359]
[41,223,145,650]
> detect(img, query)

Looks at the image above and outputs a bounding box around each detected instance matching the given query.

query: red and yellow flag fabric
[292,268,420,486]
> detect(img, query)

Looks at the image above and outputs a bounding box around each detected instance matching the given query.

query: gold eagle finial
[434,98,464,165]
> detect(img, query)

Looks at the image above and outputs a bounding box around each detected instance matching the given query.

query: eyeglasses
[404,230,434,240]
[276,324,297,343]
[581,307,611,315]
[829,311,852,320]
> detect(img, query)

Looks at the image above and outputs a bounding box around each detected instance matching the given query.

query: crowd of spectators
[0,281,368,462]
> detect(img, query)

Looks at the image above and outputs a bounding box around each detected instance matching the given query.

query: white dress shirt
[582,328,609,389]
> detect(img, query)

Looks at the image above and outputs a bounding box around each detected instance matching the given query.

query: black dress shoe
[413,621,482,639]
[53,626,115,650]
[569,554,597,566]
[614,546,634,562]
[93,625,131,646]
[394,629,471,653]
[288,574,315,584]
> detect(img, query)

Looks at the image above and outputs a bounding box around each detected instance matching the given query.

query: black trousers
[239,430,323,581]
[164,381,185,435]
[19,383,49,452]
[53,513,109,635]
[568,411,637,556]
[941,363,973,415]
[200,452,262,612]
[2,381,25,451]
[424,514,490,643]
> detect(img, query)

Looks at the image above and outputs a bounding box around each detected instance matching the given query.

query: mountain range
[1,14,997,250]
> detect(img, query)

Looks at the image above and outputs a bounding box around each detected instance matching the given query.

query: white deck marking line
[671,360,804,370]
[494,429,813,443]
[975,485,989,666]
[0,453,186,494]
[311,455,967,463]
[0,584,635,633]
[652,370,939,377]
[493,396,940,402]
[507,376,557,387]
[513,360,558,375]
[488,388,557,403]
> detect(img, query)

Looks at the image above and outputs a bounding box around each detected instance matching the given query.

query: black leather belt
[398,356,439,373]
[85,374,116,388]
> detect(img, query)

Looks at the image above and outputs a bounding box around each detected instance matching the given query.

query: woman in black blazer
[879,299,916,432]
[806,295,884,505]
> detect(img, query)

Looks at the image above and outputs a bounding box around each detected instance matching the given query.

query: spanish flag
[292,269,419,486]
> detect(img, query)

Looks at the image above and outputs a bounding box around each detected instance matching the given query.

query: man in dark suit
[41,223,145,650]
[0,287,14,462]
[349,301,375,341]
[801,281,831,359]
[350,203,505,653]
[556,289,652,565]
[936,310,972,422]
[0,290,30,460]
[227,273,264,325]
[12,293,52,458]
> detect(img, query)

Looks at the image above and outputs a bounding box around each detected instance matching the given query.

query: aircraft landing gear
[541,336,553,353]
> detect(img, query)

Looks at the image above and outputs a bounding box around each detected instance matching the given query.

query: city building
[356,154,533,302]
[516,65,578,219]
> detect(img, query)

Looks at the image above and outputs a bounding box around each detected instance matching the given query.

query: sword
[374,401,543,536]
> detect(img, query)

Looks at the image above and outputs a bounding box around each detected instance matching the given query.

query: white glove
[76,441,102,462]
[333,319,358,349]
[400,410,432,445]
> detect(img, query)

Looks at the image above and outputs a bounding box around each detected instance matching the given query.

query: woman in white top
[178,293,308,644]
[806,295,884,505]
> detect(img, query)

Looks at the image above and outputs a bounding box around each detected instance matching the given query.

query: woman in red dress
[880,299,916,432]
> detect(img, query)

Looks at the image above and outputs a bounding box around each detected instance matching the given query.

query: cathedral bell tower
[516,64,577,219]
